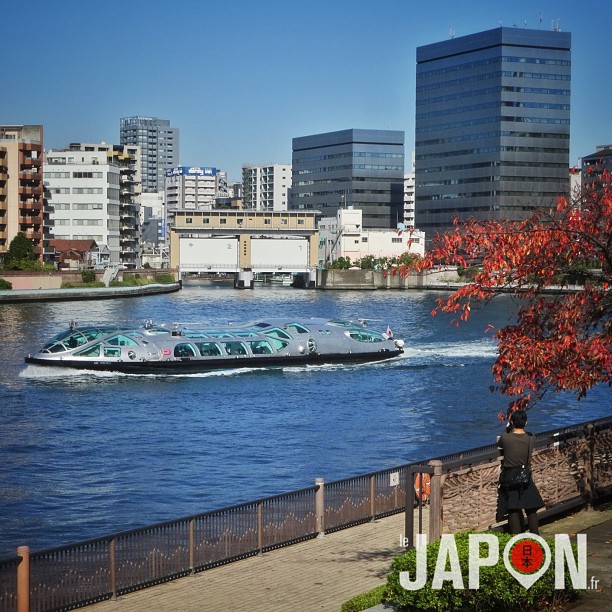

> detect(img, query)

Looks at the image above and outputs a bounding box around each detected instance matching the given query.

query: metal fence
[1,416,610,612]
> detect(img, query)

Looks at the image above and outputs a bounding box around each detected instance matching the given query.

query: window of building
[186,218,192,224]
[362,237,368,242]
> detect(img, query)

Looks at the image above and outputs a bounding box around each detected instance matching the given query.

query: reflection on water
[0,285,609,557]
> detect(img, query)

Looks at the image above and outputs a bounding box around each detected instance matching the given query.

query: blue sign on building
[165,166,216,177]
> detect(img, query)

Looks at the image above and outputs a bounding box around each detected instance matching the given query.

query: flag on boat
[386,325,393,339]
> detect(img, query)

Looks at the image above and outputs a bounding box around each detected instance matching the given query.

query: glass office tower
[120,116,179,193]
[291,129,405,229]
[415,27,571,239]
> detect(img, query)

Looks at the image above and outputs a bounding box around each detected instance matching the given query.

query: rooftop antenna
[449,27,455,39]
[539,12,543,29]
[552,18,561,31]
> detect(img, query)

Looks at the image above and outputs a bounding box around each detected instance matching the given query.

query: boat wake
[19,364,265,380]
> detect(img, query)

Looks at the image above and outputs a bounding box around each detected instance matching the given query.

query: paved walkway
[87,506,611,612]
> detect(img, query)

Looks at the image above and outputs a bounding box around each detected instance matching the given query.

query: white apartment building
[242,164,291,211]
[165,166,218,211]
[44,142,141,268]
[404,152,415,227]
[318,207,425,266]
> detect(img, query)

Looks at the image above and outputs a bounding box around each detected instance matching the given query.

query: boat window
[107,334,139,347]
[249,340,274,355]
[327,320,354,328]
[174,343,196,358]
[104,347,122,357]
[222,341,248,356]
[286,323,310,334]
[268,338,289,352]
[197,342,222,357]
[346,330,385,342]
[126,332,144,340]
[75,343,102,357]
[43,342,69,353]
[263,327,292,340]
[233,331,259,338]
[182,331,210,338]
[208,332,236,339]
[55,331,90,349]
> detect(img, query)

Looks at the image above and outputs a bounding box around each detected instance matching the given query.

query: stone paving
[86,506,611,612]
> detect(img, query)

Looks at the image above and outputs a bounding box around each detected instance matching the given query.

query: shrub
[0,278,12,290]
[384,531,579,611]
[341,584,386,612]
[154,273,176,284]
[81,269,96,283]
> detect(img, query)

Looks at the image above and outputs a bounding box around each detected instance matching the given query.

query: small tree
[327,256,352,270]
[4,232,38,269]
[404,167,611,416]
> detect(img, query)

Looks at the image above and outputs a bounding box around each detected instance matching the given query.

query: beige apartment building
[0,125,46,264]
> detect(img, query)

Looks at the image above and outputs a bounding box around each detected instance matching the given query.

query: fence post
[585,423,595,509]
[189,518,195,573]
[109,537,117,600]
[17,546,29,612]
[428,460,443,543]
[257,501,264,553]
[315,477,325,537]
[404,469,415,549]
[369,474,376,519]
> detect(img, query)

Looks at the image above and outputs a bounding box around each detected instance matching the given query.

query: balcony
[20,185,42,196]
[19,216,41,226]
[19,153,42,167]
[20,201,42,212]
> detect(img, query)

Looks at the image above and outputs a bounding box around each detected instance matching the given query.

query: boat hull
[24,349,402,374]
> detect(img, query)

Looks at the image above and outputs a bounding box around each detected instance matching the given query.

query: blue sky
[2,0,609,182]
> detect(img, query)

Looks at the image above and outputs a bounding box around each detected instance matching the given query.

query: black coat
[496,431,544,521]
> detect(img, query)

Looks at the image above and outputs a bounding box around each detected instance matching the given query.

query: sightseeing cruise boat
[25,318,404,374]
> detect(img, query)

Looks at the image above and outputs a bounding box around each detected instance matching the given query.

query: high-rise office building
[120,116,179,193]
[0,125,47,264]
[415,27,571,239]
[291,129,405,229]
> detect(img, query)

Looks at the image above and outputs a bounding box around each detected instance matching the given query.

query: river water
[0,284,609,558]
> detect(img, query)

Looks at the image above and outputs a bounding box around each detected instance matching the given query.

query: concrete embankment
[316,267,463,290]
[0,282,181,303]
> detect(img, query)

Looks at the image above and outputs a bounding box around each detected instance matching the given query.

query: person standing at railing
[496,409,544,534]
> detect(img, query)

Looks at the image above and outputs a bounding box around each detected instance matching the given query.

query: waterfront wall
[1,417,609,612]
[317,267,462,290]
[0,268,180,291]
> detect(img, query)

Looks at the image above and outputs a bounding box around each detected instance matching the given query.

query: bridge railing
[1,416,610,612]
